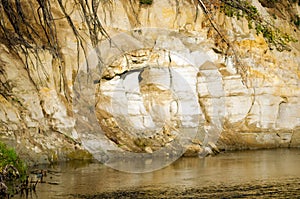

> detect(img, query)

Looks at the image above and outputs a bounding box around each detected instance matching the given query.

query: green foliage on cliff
[221,0,259,19]
[220,0,297,51]
[293,15,300,27]
[0,142,27,179]
[140,0,153,5]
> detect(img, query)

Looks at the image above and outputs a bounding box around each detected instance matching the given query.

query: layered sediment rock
[0,0,299,163]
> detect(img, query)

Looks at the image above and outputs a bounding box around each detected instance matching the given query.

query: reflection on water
[31,149,300,198]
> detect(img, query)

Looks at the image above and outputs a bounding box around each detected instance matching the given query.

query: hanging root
[0,0,111,103]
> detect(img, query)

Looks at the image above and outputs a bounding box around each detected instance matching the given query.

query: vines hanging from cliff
[0,0,50,91]
[0,0,111,103]
[77,0,112,73]
[78,0,110,47]
[197,0,249,85]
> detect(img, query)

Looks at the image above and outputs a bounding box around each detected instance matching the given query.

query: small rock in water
[145,146,153,153]
[198,143,220,158]
[208,142,220,154]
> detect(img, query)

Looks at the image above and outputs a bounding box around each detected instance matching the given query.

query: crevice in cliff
[0,66,12,101]
[275,96,288,127]
[244,87,256,128]
[173,0,180,28]
[193,0,199,23]
[167,50,172,81]
[102,69,130,81]
[198,97,211,124]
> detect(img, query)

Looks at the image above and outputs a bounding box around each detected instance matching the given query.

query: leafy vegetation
[140,0,153,5]
[293,15,300,27]
[291,0,300,6]
[220,0,297,51]
[221,0,259,19]
[0,142,27,179]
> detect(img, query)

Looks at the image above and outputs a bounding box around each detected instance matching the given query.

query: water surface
[31,149,300,198]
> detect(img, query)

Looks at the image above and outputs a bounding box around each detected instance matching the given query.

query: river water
[28,149,300,198]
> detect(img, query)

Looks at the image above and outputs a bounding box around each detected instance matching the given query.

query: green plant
[0,142,27,179]
[220,0,297,51]
[140,0,153,5]
[221,0,259,19]
[293,15,300,27]
[292,0,300,6]
[264,0,278,3]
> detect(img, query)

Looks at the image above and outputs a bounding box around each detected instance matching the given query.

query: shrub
[0,142,27,179]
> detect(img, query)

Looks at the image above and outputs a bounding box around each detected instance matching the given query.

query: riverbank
[29,148,300,198]
[71,178,300,199]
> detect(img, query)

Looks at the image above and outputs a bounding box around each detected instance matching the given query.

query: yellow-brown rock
[0,0,299,163]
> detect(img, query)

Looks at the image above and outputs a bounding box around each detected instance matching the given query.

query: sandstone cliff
[0,0,299,164]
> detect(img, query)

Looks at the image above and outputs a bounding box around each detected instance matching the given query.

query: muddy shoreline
[69,178,300,198]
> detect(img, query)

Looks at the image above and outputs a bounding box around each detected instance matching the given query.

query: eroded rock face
[96,48,202,152]
[0,0,300,163]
